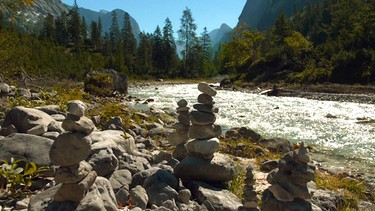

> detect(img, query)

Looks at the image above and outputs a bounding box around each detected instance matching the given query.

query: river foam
[129,83,375,167]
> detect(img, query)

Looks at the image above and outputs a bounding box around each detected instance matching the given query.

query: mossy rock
[84,69,128,96]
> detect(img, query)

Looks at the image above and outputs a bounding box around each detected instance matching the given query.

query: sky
[61,0,247,35]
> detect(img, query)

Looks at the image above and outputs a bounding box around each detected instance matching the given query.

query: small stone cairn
[261,142,316,211]
[49,100,97,202]
[185,82,221,160]
[174,82,235,183]
[240,164,260,211]
[169,99,190,160]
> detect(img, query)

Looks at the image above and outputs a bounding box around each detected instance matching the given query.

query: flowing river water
[128,83,375,175]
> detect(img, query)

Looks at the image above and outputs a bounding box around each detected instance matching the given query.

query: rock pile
[240,164,260,211]
[30,100,118,210]
[174,82,236,183]
[50,100,97,203]
[261,142,318,211]
[168,99,190,160]
[186,82,221,160]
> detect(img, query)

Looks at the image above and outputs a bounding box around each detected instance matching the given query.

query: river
[128,83,375,175]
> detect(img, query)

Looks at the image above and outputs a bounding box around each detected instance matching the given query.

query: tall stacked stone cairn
[239,164,260,211]
[47,100,118,210]
[174,82,236,183]
[261,142,316,211]
[169,99,190,161]
[50,100,97,203]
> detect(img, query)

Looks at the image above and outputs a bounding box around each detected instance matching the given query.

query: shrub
[0,158,48,198]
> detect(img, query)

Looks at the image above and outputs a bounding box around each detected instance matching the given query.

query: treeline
[218,0,375,84]
[0,2,216,81]
[1,0,374,84]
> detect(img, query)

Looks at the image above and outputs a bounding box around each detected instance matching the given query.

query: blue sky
[61,0,246,34]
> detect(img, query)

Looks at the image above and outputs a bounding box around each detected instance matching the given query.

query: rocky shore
[0,81,374,210]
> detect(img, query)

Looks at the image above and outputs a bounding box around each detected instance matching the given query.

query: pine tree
[68,0,81,46]
[162,17,178,77]
[122,12,137,75]
[80,16,87,41]
[178,7,197,77]
[41,13,55,40]
[137,32,153,76]
[109,10,120,52]
[152,26,163,77]
[55,11,69,45]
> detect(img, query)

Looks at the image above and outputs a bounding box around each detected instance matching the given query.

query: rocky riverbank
[0,81,374,210]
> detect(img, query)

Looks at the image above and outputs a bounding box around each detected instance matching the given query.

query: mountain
[238,0,318,31]
[209,23,232,45]
[0,0,140,39]
[78,8,141,40]
[208,23,233,51]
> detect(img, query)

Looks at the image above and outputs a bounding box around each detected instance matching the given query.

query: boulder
[0,82,10,97]
[2,106,55,135]
[87,148,119,177]
[29,177,118,211]
[0,133,53,166]
[86,130,136,155]
[84,69,128,96]
[191,181,242,211]
[130,185,148,210]
[174,153,236,182]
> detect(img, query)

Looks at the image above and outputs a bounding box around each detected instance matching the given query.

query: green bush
[0,158,48,198]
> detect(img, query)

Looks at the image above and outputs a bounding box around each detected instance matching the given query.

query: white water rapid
[129,83,375,174]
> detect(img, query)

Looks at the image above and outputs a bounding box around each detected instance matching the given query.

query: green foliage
[315,170,370,210]
[0,158,48,198]
[84,72,113,96]
[228,168,246,198]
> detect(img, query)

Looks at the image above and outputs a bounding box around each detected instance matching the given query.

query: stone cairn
[240,164,260,211]
[49,100,97,203]
[185,82,221,160]
[261,142,316,211]
[169,99,190,160]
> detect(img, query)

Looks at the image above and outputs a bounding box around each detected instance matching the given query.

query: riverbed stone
[198,82,217,96]
[193,103,219,113]
[2,106,55,135]
[197,93,214,105]
[67,100,86,117]
[54,171,97,202]
[0,133,53,166]
[188,124,221,139]
[62,115,96,136]
[189,111,216,125]
[55,161,92,184]
[174,153,236,182]
[185,138,220,159]
[50,132,91,166]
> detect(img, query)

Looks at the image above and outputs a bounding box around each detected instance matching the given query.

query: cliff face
[238,0,318,31]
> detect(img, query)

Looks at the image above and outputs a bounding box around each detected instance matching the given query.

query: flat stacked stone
[186,82,221,160]
[169,99,190,160]
[50,100,97,202]
[239,164,260,211]
[174,82,235,183]
[261,142,317,211]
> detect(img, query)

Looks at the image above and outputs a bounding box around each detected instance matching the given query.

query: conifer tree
[162,17,178,77]
[109,10,120,52]
[122,12,136,75]
[68,0,81,46]
[178,7,197,77]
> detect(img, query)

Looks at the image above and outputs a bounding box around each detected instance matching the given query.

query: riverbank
[233,82,375,104]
